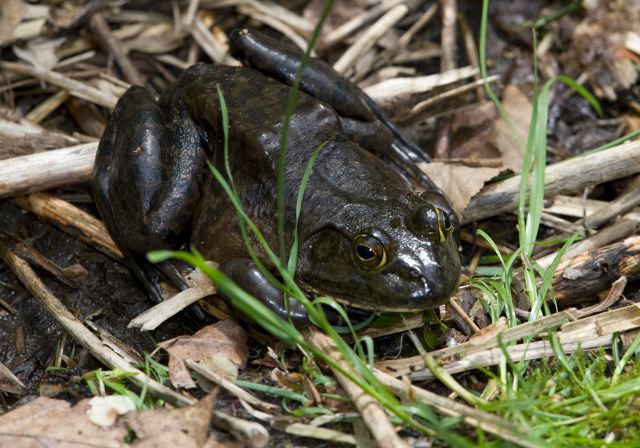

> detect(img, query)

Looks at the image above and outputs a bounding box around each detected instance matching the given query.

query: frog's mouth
[299,281,436,314]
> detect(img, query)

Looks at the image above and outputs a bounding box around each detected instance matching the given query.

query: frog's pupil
[357,245,375,260]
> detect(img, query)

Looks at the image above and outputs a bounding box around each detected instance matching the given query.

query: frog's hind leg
[229,28,437,189]
[92,86,206,312]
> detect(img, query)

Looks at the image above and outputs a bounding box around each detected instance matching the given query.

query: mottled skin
[92,30,461,326]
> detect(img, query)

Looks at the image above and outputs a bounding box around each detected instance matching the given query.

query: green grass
[469,0,640,444]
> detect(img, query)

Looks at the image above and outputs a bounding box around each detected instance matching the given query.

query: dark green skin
[92,33,461,325]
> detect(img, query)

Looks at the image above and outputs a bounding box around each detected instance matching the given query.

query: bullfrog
[92,29,461,326]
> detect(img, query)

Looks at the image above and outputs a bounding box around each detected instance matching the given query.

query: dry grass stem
[24,89,69,124]
[323,0,405,48]
[0,61,118,108]
[333,3,409,75]
[306,329,411,448]
[398,75,499,123]
[129,286,215,331]
[364,65,478,103]
[186,360,277,413]
[281,423,356,445]
[374,370,540,448]
[377,310,576,377]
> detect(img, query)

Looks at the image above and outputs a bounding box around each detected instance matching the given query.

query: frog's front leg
[91,86,207,302]
[220,259,311,328]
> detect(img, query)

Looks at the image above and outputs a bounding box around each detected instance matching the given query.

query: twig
[536,211,640,269]
[0,241,193,407]
[0,142,97,199]
[186,360,277,413]
[129,286,214,331]
[0,61,118,109]
[374,369,545,448]
[377,310,575,377]
[462,139,640,223]
[581,175,640,228]
[279,422,356,445]
[0,360,26,395]
[211,409,270,448]
[552,236,640,304]
[573,276,627,319]
[12,192,122,261]
[0,230,88,288]
[24,90,70,124]
[364,65,478,104]
[305,329,410,448]
[449,296,480,333]
[333,3,409,75]
[434,0,457,158]
[89,13,144,86]
[323,0,405,48]
[397,75,499,123]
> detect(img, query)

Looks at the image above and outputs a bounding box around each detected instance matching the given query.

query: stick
[462,139,640,223]
[12,192,122,261]
[552,236,640,304]
[0,241,193,407]
[0,142,97,199]
[536,211,640,269]
[305,329,410,448]
[90,13,144,86]
[333,4,409,75]
[373,370,541,448]
[0,61,118,109]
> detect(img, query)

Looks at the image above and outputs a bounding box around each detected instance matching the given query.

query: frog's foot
[128,255,207,321]
[220,259,311,328]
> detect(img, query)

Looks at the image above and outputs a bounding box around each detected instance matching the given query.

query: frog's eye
[411,205,456,244]
[435,208,455,244]
[352,234,387,270]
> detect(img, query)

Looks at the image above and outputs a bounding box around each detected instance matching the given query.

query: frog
[91,29,461,326]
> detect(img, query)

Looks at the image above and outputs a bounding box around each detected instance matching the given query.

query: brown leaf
[489,84,532,172]
[0,394,216,448]
[0,396,129,447]
[419,162,502,217]
[127,392,215,448]
[160,320,248,389]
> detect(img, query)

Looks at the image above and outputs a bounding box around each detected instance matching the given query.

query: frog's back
[160,64,341,261]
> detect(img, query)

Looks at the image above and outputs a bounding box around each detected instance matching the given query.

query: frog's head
[296,190,461,312]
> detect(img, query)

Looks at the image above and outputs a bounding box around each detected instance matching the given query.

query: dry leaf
[490,84,532,172]
[127,392,215,448]
[0,397,129,447]
[0,0,26,46]
[160,320,248,389]
[13,37,65,75]
[419,162,502,217]
[0,394,215,448]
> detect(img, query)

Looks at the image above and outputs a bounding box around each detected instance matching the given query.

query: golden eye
[435,208,454,244]
[353,234,387,270]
